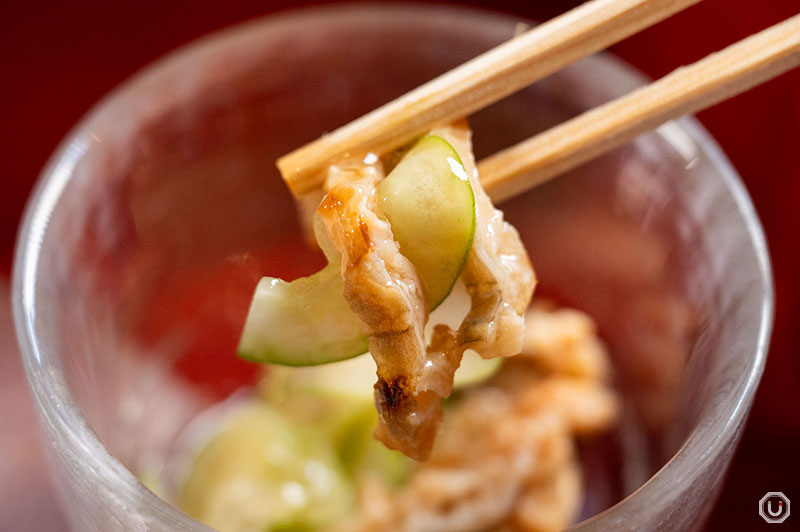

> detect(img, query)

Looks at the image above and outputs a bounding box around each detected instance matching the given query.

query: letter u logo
[768,500,784,517]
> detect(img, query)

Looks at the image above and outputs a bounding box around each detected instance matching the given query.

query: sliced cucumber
[239,135,475,366]
[238,263,369,366]
[377,135,475,308]
[180,404,355,531]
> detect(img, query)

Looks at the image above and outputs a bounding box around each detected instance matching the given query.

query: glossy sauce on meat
[317,122,535,460]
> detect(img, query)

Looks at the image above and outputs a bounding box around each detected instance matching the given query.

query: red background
[1,1,798,530]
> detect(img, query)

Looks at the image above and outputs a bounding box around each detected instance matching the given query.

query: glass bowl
[12,4,773,531]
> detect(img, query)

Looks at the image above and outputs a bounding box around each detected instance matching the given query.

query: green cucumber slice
[377,135,475,308]
[238,263,369,366]
[238,135,475,366]
[180,403,355,530]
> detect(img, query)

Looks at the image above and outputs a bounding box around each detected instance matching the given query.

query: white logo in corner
[760,492,790,524]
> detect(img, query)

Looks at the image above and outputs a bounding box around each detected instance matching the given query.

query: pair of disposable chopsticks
[278,0,800,202]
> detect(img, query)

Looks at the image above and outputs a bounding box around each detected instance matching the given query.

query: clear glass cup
[12,4,773,531]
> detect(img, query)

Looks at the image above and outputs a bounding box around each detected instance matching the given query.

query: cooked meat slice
[317,158,461,461]
[329,306,618,532]
[317,120,535,460]
[520,304,611,380]
[429,122,536,359]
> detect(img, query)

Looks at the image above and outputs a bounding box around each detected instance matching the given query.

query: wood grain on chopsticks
[480,12,800,202]
[278,0,703,195]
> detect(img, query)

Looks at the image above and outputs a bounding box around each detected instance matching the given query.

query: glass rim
[11,3,774,529]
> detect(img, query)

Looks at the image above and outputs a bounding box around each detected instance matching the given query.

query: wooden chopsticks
[278,1,800,203]
[479,12,800,202]
[278,0,704,195]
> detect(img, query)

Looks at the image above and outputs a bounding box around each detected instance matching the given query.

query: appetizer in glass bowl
[12,4,772,532]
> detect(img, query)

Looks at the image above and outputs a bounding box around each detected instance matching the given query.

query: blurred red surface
[1,0,798,530]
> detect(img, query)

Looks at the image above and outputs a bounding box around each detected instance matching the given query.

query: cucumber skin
[238,340,369,367]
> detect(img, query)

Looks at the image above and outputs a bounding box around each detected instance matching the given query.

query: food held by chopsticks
[238,3,800,460]
[240,121,535,460]
[200,2,800,531]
